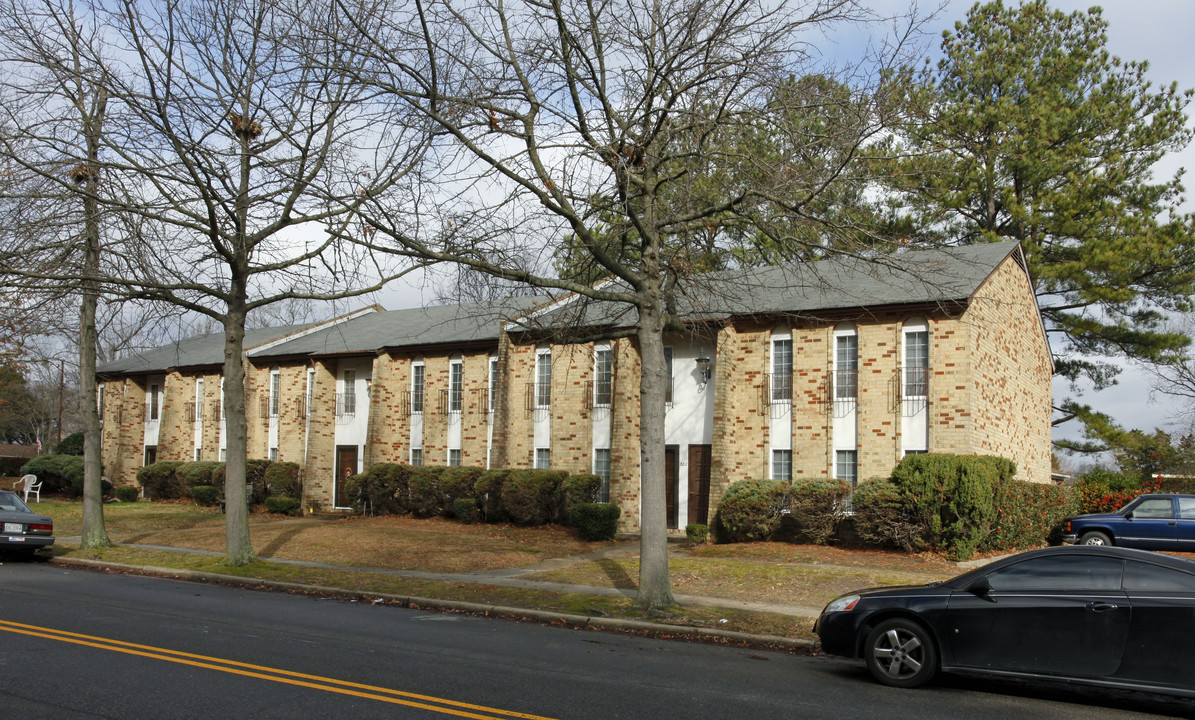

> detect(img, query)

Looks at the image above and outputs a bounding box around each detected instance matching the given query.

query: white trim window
[535,347,552,408]
[594,345,613,407]
[772,449,792,482]
[449,357,464,413]
[269,369,281,417]
[771,334,793,403]
[488,355,498,414]
[535,448,551,469]
[411,360,425,414]
[835,450,858,488]
[410,447,423,466]
[448,448,461,466]
[593,448,611,503]
[903,319,929,400]
[148,383,161,421]
[339,369,357,416]
[833,326,858,402]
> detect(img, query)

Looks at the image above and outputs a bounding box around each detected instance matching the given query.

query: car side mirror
[967,576,993,599]
[1123,511,1134,520]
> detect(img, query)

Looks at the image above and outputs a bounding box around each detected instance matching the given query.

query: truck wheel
[1079,531,1112,546]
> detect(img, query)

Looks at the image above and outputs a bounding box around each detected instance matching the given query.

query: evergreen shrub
[344,464,410,515]
[850,479,924,552]
[502,469,567,525]
[474,469,510,522]
[265,462,302,499]
[716,479,789,542]
[685,523,709,545]
[787,478,851,544]
[560,473,602,522]
[568,503,620,540]
[408,465,447,516]
[136,460,185,499]
[114,485,141,502]
[452,498,479,523]
[265,496,301,515]
[190,485,219,506]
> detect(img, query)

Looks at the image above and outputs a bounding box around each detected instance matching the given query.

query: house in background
[97,241,1052,532]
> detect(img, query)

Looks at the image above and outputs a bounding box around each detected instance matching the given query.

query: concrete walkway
[59,537,823,619]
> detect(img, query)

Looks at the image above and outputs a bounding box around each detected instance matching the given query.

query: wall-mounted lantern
[695,350,712,385]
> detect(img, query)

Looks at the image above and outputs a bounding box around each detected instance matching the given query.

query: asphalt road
[0,557,1190,720]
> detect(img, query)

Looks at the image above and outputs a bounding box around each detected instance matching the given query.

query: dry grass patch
[39,500,624,573]
[526,543,957,610]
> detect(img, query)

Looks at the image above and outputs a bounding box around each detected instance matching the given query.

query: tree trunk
[222,300,254,565]
[79,86,109,549]
[634,290,675,609]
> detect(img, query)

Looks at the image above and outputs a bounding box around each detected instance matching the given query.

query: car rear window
[1178,497,1195,520]
[1124,561,1195,592]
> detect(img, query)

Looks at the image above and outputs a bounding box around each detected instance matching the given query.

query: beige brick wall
[962,256,1053,482]
[303,360,338,510]
[100,378,144,486]
[609,337,643,530]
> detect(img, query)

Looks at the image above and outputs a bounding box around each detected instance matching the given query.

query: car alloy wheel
[1080,531,1112,546]
[864,618,938,688]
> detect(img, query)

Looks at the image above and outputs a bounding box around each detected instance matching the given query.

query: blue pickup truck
[1059,493,1195,550]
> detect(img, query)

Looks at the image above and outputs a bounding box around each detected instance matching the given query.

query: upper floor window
[449,358,464,413]
[488,355,498,414]
[148,383,160,421]
[269,370,281,417]
[771,333,793,403]
[594,346,613,407]
[411,361,425,414]
[903,319,929,398]
[535,348,552,408]
[338,369,357,416]
[833,326,858,401]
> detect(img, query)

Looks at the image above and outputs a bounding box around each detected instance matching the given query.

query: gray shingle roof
[514,242,1022,331]
[97,324,313,375]
[247,296,548,360]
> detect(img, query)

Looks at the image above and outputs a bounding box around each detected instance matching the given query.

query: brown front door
[665,445,679,529]
[688,444,711,526]
[335,445,358,508]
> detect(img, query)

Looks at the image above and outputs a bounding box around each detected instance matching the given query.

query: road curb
[50,556,815,652]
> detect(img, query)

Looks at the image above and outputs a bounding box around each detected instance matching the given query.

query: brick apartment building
[98,242,1052,532]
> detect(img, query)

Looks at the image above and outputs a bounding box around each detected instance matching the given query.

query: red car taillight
[27,523,53,535]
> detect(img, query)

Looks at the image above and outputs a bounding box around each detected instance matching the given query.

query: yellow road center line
[0,619,556,720]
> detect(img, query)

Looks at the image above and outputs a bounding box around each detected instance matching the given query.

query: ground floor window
[535,448,551,469]
[448,448,461,466]
[594,448,611,503]
[269,447,278,461]
[771,449,792,482]
[410,448,423,466]
[835,450,857,487]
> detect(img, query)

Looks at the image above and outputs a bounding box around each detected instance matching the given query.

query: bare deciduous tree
[339,0,918,608]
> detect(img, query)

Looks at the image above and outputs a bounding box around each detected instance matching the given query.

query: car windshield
[0,490,31,513]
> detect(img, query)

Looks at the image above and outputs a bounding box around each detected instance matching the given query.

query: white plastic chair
[15,474,42,503]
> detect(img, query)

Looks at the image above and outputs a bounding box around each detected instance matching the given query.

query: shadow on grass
[256,525,308,559]
[596,558,637,590]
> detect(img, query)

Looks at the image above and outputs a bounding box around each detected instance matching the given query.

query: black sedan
[815,546,1195,696]
[0,489,54,554]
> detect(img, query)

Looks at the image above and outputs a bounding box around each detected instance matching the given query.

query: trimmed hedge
[345,464,410,515]
[176,461,222,490]
[114,485,141,502]
[850,479,924,552]
[21,454,86,496]
[787,478,851,545]
[265,462,302,499]
[983,478,1077,552]
[440,467,484,513]
[569,503,620,540]
[502,469,567,525]
[716,479,789,542]
[265,496,301,515]
[452,498,479,523]
[408,466,448,516]
[561,473,602,522]
[891,454,1015,560]
[474,469,511,522]
[137,461,185,499]
[686,523,709,545]
[190,485,219,506]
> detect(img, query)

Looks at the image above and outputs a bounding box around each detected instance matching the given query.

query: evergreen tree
[890,0,1195,391]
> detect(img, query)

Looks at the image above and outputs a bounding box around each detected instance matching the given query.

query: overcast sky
[377,1,1195,460]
